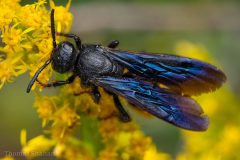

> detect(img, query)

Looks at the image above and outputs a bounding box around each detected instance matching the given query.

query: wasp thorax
[51,41,77,73]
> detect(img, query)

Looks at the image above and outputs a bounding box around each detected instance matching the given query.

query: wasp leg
[57,33,82,50]
[91,86,101,104]
[112,94,131,122]
[108,40,119,49]
[36,75,76,87]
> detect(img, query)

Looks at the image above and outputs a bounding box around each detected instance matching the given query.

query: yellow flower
[0,0,20,29]
[53,103,80,127]
[0,54,27,89]
[0,0,20,9]
[17,0,49,29]
[52,103,80,138]
[21,129,55,159]
[34,95,58,127]
[128,131,152,158]
[35,38,53,60]
[1,24,34,54]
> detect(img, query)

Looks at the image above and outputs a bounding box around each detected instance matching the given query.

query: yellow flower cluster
[18,82,171,159]
[0,0,26,88]
[0,0,72,90]
[0,1,170,160]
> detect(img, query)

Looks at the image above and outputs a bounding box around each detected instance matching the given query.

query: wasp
[27,9,226,131]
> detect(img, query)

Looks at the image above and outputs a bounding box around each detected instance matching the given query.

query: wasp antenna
[27,10,56,93]
[26,59,52,93]
[51,9,57,49]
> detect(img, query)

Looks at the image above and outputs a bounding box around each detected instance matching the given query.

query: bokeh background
[1,0,240,159]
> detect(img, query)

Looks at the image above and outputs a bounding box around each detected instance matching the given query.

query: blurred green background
[1,0,240,158]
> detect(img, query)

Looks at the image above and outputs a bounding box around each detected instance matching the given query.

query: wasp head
[51,41,77,73]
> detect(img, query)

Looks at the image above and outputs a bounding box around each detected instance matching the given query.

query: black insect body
[77,44,124,80]
[27,9,226,131]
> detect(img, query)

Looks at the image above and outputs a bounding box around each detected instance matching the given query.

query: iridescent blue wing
[93,76,209,131]
[104,49,226,96]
